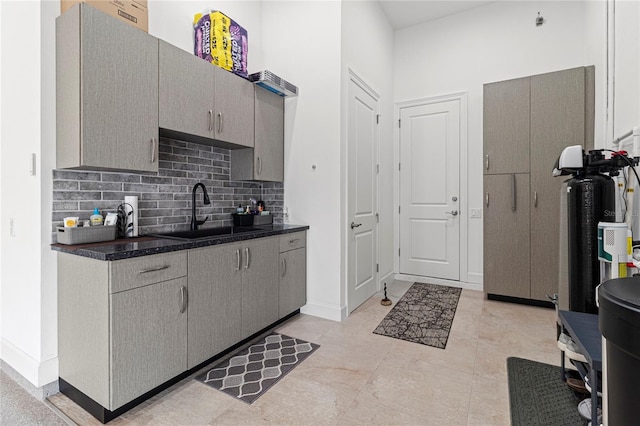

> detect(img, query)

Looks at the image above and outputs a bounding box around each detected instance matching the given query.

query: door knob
[350,222,362,229]
[446,210,459,216]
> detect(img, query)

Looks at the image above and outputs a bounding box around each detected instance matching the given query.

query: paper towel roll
[124,196,138,237]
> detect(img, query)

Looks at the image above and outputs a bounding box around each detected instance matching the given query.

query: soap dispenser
[90,208,104,226]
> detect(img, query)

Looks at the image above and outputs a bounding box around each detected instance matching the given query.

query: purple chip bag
[194,14,213,63]
[229,21,248,77]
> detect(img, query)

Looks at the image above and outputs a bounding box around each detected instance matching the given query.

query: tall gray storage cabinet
[483,66,595,303]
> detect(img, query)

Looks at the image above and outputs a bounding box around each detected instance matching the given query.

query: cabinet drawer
[110,251,187,293]
[279,232,306,253]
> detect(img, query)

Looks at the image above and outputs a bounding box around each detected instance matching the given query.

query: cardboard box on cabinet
[61,0,149,32]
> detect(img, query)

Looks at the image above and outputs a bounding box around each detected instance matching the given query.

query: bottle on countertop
[90,208,104,226]
[236,204,244,213]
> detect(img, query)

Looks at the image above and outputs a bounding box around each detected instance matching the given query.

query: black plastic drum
[566,172,615,313]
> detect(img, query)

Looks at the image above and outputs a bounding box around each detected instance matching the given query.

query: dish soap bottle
[90,208,104,226]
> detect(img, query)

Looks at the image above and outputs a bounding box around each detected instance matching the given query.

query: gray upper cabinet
[214,68,255,147]
[483,77,530,175]
[187,243,242,369]
[231,87,284,182]
[56,3,159,172]
[159,41,216,140]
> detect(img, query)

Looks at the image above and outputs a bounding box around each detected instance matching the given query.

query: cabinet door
[187,243,242,369]
[254,87,284,182]
[483,174,531,298]
[214,67,255,147]
[483,77,530,174]
[80,4,159,172]
[159,41,216,139]
[241,237,279,338]
[530,67,586,301]
[110,277,187,410]
[279,248,306,318]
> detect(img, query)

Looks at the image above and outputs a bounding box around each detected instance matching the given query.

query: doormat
[195,333,319,404]
[507,357,583,426]
[372,282,461,349]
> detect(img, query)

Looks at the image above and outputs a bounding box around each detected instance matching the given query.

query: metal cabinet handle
[511,174,517,211]
[150,137,156,163]
[350,222,362,229]
[485,155,489,171]
[534,191,538,208]
[281,258,287,277]
[208,110,213,132]
[257,157,262,175]
[486,192,489,207]
[243,247,250,269]
[139,265,169,274]
[446,210,459,216]
[217,112,223,133]
[289,239,299,246]
[235,249,240,271]
[179,286,187,313]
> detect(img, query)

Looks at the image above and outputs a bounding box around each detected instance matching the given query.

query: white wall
[261,1,344,320]
[340,1,395,292]
[394,1,590,283]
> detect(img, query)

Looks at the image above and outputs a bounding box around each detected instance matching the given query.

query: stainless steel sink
[149,226,259,241]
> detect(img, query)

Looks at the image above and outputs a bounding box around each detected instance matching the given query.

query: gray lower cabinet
[231,86,285,182]
[187,243,242,369]
[240,237,280,338]
[56,3,159,172]
[57,251,187,411]
[278,232,307,318]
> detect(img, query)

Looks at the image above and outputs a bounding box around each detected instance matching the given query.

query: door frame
[394,92,472,286]
[343,68,381,315]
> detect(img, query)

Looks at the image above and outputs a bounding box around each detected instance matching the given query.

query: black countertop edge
[51,225,310,261]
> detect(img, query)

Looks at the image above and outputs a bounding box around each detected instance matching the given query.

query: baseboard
[300,301,347,322]
[466,272,483,285]
[379,271,395,288]
[0,356,59,400]
[394,274,483,292]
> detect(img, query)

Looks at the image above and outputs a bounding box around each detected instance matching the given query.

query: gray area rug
[372,282,461,349]
[195,333,319,404]
[507,357,583,426]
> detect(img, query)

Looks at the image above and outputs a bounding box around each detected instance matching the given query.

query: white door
[347,73,379,313]
[399,99,460,280]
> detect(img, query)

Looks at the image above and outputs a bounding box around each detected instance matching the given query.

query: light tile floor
[48,280,559,425]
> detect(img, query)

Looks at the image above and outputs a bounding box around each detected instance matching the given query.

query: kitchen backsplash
[52,138,284,241]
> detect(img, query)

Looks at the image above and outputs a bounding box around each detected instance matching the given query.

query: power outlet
[470,209,482,218]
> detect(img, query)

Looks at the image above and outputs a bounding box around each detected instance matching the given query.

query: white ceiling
[378,0,497,30]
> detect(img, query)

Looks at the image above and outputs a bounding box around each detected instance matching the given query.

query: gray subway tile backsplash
[51,138,284,240]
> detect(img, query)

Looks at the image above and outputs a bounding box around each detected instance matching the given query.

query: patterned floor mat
[195,333,319,404]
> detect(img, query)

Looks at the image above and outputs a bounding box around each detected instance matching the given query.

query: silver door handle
[235,249,240,271]
[534,191,538,208]
[150,137,156,163]
[350,222,362,229]
[485,154,489,171]
[511,174,517,211]
[281,258,287,277]
[486,192,489,207]
[209,110,213,132]
[243,247,250,269]
[217,112,223,133]
[139,265,169,274]
[446,210,459,216]
[179,286,187,313]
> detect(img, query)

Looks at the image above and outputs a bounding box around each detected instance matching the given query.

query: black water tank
[567,172,615,313]
[599,278,640,425]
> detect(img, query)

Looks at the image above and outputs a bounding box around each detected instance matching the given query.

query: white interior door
[347,74,379,313]
[399,99,460,280]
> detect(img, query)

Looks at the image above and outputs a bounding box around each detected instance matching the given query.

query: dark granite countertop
[51,225,309,261]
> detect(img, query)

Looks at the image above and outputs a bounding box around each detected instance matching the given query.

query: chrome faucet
[191,183,211,230]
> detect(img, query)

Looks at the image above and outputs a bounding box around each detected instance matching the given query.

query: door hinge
[376,114,380,124]
[398,206,401,214]
[398,119,401,128]
[376,263,379,272]
[399,248,401,256]
[376,164,379,174]
[376,213,379,223]
[398,163,401,172]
